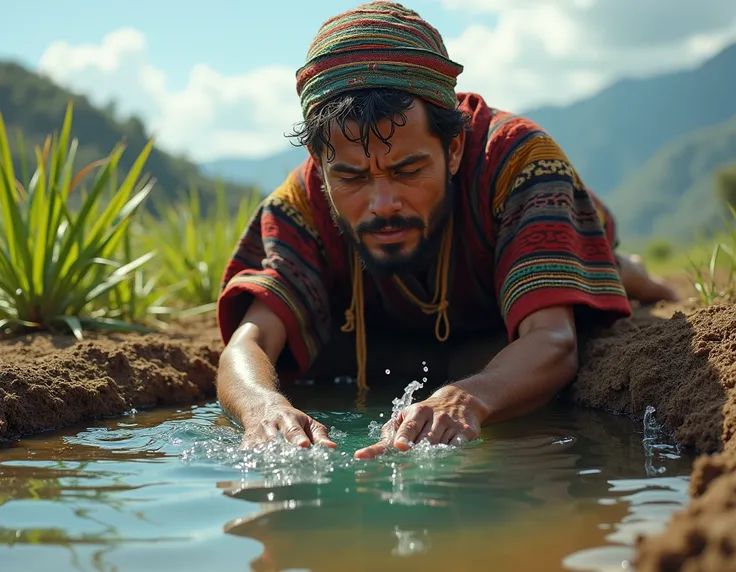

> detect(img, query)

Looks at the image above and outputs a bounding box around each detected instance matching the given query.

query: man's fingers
[260,419,279,440]
[441,424,476,446]
[415,424,433,444]
[425,412,453,444]
[354,419,396,459]
[308,421,338,449]
[393,406,432,451]
[277,415,311,448]
[240,420,279,450]
[353,441,388,460]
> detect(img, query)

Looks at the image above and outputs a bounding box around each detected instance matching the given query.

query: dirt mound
[572,305,736,453]
[0,320,223,440]
[570,303,736,571]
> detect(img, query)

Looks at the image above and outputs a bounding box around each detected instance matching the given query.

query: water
[0,388,694,572]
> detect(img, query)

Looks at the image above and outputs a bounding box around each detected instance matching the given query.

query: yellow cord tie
[341,216,454,393]
[340,247,367,392]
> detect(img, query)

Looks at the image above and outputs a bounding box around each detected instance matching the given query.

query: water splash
[385,380,425,443]
[175,378,461,488]
[181,432,353,487]
[642,405,680,477]
[643,406,658,441]
[367,420,383,438]
[390,380,425,420]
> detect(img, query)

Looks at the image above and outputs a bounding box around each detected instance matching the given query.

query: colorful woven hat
[296,1,464,118]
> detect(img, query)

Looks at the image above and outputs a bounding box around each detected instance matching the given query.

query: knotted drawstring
[341,216,454,392]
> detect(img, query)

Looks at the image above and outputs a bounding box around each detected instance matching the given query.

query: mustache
[355,215,426,236]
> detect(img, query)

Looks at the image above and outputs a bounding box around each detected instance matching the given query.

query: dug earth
[1,302,736,570]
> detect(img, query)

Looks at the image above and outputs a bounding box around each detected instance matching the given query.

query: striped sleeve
[217,171,331,376]
[491,128,632,339]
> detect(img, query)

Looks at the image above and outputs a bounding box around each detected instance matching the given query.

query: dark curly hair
[288,88,470,162]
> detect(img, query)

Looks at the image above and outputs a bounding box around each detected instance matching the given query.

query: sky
[2,0,736,163]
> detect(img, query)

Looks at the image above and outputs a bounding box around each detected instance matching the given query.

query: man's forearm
[217,340,290,426]
[451,327,578,425]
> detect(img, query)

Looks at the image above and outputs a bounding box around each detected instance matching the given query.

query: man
[216,1,677,459]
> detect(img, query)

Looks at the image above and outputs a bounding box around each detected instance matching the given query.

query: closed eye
[340,175,367,183]
[396,168,421,178]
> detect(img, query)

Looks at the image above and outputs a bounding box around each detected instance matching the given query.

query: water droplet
[422,361,426,365]
[423,367,429,373]
[385,369,391,375]
[422,377,427,382]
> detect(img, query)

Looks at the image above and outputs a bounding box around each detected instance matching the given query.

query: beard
[327,169,456,277]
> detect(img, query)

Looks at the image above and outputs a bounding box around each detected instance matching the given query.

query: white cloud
[440,0,736,111]
[38,29,302,162]
[36,1,736,161]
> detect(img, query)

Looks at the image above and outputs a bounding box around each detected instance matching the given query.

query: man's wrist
[437,378,493,424]
[238,386,290,422]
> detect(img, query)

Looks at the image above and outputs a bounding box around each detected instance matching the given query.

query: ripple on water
[0,395,695,572]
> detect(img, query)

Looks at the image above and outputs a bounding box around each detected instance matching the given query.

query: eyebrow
[329,152,430,174]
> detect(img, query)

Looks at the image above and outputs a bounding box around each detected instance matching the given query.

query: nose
[369,179,402,219]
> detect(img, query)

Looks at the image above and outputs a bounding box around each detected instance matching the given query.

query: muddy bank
[572,304,736,453]
[570,303,736,572]
[0,319,222,440]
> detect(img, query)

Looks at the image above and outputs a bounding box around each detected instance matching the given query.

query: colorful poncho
[217,93,632,385]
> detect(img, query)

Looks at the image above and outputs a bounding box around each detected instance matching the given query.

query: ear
[307,145,324,180]
[447,129,466,177]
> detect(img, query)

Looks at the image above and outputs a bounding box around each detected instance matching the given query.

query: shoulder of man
[260,155,347,268]
[262,158,321,239]
[478,109,584,218]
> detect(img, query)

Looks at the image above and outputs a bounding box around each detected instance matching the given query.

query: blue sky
[2,0,736,162]
[3,1,482,90]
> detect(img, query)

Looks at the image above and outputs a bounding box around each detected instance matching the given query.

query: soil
[2,295,736,571]
[0,316,223,440]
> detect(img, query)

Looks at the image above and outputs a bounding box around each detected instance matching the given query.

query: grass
[136,182,260,316]
[637,206,736,306]
[684,205,736,305]
[0,103,156,339]
[0,103,261,339]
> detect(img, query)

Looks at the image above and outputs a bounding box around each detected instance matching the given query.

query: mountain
[606,113,736,244]
[202,146,308,196]
[201,43,736,199]
[527,43,736,196]
[0,61,257,209]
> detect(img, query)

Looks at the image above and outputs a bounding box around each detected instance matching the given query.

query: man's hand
[218,299,337,451]
[239,393,337,450]
[353,384,489,459]
[353,306,578,460]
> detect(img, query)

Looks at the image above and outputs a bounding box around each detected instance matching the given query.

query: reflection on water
[0,393,694,572]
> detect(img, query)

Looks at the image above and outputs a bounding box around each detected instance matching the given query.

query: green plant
[686,204,736,305]
[0,103,156,338]
[97,233,184,330]
[138,183,259,313]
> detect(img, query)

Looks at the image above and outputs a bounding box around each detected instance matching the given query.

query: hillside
[201,43,736,200]
[0,61,257,209]
[607,113,736,244]
[526,43,736,196]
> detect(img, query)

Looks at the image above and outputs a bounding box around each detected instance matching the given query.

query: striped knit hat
[296,1,464,118]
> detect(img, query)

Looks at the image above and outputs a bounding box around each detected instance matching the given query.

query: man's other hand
[353,384,488,459]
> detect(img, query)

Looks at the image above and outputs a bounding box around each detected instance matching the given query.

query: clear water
[0,388,694,572]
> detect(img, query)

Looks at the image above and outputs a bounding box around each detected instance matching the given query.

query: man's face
[316,98,465,275]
